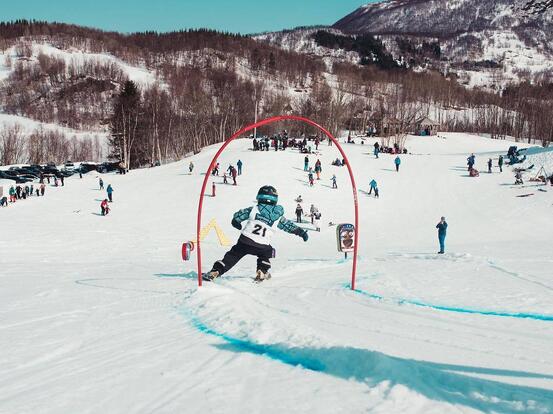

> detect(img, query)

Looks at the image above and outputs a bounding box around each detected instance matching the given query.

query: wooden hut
[415,117,440,136]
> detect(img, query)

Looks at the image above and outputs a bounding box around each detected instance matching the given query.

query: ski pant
[108,193,113,202]
[438,234,446,253]
[212,238,273,276]
[395,164,400,172]
[296,213,302,223]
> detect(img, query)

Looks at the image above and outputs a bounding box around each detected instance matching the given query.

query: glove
[231,219,242,230]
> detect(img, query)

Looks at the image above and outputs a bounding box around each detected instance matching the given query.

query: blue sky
[0,0,380,34]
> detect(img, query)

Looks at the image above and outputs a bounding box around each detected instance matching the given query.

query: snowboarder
[237,159,243,175]
[203,186,308,282]
[304,156,309,172]
[100,199,110,216]
[369,179,378,197]
[106,184,114,202]
[487,158,492,174]
[394,156,401,172]
[436,216,448,254]
[295,203,304,223]
[498,155,504,173]
[331,174,337,189]
[189,162,194,174]
[99,178,104,190]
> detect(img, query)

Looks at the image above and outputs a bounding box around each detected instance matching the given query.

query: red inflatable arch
[196,115,359,289]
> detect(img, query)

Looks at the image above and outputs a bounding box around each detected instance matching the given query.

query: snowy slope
[1,133,553,413]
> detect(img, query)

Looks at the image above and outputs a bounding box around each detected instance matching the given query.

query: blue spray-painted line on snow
[348,285,553,322]
[179,305,325,371]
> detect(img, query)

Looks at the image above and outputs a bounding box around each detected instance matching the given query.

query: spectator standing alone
[498,155,504,173]
[436,217,448,254]
[304,156,309,172]
[487,158,492,174]
[394,156,401,172]
[237,160,243,175]
[295,204,303,223]
[106,184,114,202]
[99,178,104,190]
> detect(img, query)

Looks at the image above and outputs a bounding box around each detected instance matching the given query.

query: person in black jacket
[436,217,448,254]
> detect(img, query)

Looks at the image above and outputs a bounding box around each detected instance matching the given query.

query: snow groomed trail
[1,133,553,413]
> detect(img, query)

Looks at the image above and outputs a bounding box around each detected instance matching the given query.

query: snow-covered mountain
[332,0,553,88]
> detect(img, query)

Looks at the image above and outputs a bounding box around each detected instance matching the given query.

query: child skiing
[203,186,308,283]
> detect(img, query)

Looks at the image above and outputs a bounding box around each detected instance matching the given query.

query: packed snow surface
[1,133,553,413]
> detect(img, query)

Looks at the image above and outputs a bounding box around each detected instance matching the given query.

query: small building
[416,117,440,136]
[371,115,403,137]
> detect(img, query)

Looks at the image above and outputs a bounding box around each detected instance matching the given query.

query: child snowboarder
[394,156,401,172]
[203,186,308,282]
[100,199,110,216]
[331,174,337,189]
[436,216,448,254]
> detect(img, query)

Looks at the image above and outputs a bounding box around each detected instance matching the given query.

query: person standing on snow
[331,174,337,189]
[99,178,104,190]
[230,166,237,186]
[100,199,110,216]
[304,155,309,172]
[203,186,308,283]
[436,216,448,254]
[310,204,320,224]
[315,159,322,180]
[295,203,304,223]
[106,184,114,202]
[374,142,380,159]
[40,183,46,196]
[308,169,315,187]
[369,179,379,197]
[487,158,492,174]
[498,155,504,173]
[237,160,243,175]
[9,186,16,203]
[189,162,194,174]
[394,156,401,172]
[467,153,475,171]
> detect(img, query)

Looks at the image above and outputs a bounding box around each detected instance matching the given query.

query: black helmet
[257,185,278,205]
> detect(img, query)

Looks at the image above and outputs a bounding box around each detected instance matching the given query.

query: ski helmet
[256,185,278,205]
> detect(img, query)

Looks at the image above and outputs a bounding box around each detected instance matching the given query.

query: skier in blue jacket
[204,186,308,283]
[436,216,448,254]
